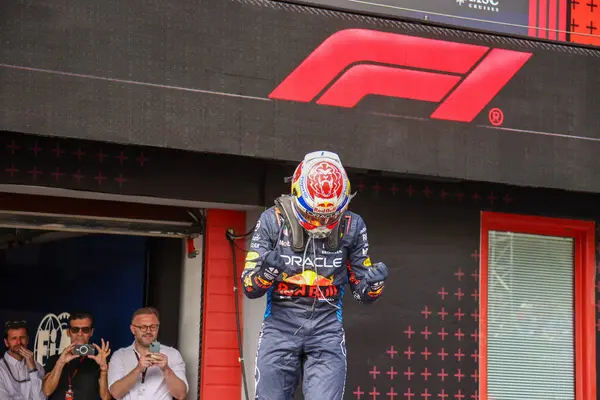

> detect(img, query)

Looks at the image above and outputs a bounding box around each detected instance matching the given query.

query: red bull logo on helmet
[314,201,336,214]
[307,161,344,201]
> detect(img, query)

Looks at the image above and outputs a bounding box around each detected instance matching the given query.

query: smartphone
[149,341,160,353]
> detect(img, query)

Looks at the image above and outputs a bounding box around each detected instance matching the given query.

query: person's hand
[364,262,389,285]
[89,339,111,371]
[151,353,169,371]
[137,353,154,372]
[261,247,287,281]
[58,344,79,365]
[17,347,36,370]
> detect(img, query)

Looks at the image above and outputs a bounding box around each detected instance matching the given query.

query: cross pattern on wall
[354,179,515,207]
[3,136,149,189]
[351,251,480,399]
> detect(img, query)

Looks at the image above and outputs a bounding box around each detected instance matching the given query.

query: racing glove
[354,262,389,300]
[364,262,389,286]
[257,247,288,282]
[361,262,388,291]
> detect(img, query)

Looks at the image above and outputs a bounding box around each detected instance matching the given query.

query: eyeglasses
[132,324,159,332]
[69,327,92,334]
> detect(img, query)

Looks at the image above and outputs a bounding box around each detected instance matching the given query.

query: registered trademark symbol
[488,108,504,126]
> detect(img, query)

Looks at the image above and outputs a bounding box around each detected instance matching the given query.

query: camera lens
[80,346,88,355]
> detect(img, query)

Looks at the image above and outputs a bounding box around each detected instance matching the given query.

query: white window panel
[487,231,574,400]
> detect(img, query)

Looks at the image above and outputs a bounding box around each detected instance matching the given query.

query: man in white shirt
[0,320,46,400]
[108,307,188,400]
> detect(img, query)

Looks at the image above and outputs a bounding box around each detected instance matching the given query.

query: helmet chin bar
[306,226,333,239]
[293,204,340,239]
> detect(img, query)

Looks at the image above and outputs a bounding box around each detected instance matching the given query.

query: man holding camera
[0,320,46,400]
[42,312,111,400]
[108,307,188,400]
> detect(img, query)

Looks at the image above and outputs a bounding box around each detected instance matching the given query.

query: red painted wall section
[200,209,246,400]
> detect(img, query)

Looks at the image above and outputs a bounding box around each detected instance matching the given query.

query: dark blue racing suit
[241,205,386,400]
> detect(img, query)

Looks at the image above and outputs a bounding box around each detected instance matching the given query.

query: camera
[73,344,96,356]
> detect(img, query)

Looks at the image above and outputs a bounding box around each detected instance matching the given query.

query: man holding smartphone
[108,307,188,400]
[42,312,111,400]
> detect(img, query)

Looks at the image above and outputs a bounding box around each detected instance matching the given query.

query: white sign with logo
[34,312,71,367]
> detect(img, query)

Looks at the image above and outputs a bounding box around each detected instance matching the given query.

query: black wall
[0,131,267,206]
[342,182,481,400]
[2,0,600,193]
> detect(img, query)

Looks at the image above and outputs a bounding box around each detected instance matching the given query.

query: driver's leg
[301,318,347,400]
[254,317,303,400]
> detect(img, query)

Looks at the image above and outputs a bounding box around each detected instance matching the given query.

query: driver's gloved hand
[259,247,288,281]
[364,262,389,286]
[354,262,389,299]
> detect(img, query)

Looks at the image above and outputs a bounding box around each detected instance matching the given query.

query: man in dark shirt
[42,312,111,400]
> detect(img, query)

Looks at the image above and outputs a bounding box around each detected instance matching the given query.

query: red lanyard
[133,351,147,383]
[67,357,85,387]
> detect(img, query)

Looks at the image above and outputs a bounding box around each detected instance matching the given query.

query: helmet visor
[295,207,342,230]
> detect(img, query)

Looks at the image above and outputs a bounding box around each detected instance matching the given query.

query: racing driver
[241,150,389,400]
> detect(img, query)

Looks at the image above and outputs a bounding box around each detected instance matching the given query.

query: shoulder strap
[274,195,305,253]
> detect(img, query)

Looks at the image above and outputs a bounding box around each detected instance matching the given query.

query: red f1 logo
[269,29,532,123]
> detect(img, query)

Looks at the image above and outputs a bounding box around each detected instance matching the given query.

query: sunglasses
[4,320,27,329]
[69,326,92,334]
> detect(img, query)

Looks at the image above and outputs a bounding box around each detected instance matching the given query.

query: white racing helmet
[290,151,354,238]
